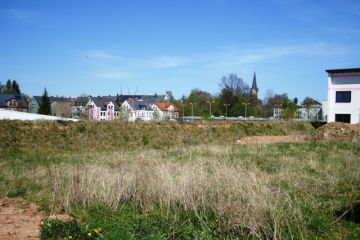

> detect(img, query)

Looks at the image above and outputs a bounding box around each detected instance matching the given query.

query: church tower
[251,72,258,97]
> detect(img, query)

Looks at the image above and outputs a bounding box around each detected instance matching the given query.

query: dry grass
[49,146,304,239]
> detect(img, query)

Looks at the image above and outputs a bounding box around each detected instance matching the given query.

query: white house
[86,97,120,121]
[151,102,179,120]
[326,68,360,124]
[121,99,154,121]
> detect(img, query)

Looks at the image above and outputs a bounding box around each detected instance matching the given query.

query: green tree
[218,73,251,116]
[263,93,298,119]
[11,80,21,94]
[3,79,12,93]
[182,89,212,117]
[39,88,51,115]
[302,97,319,119]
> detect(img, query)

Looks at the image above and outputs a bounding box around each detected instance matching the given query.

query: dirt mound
[314,122,360,143]
[236,135,309,144]
[0,198,44,240]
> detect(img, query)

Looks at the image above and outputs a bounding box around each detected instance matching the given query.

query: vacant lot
[1,120,360,239]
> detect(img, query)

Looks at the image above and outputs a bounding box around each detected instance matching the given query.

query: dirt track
[0,198,44,240]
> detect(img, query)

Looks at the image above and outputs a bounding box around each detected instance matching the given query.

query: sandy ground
[0,198,44,240]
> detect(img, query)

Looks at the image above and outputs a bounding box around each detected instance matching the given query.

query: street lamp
[189,102,196,121]
[223,103,230,118]
[243,102,250,118]
[206,100,215,119]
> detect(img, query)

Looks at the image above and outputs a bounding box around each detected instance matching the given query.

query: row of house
[0,92,180,122]
[85,94,179,121]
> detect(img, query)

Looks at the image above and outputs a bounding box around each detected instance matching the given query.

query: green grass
[1,120,360,239]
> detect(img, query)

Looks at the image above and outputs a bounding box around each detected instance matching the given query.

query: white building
[85,97,120,121]
[151,102,179,120]
[121,99,154,122]
[326,68,360,124]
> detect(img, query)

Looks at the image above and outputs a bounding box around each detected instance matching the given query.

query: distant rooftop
[326,68,360,74]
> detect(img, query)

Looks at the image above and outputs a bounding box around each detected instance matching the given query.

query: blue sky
[1,0,360,101]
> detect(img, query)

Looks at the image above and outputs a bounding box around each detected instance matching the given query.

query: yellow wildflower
[68,236,73,240]
[88,232,92,237]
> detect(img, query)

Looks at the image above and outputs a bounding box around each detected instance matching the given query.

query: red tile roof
[155,102,179,112]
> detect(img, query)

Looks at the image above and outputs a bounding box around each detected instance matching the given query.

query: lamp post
[189,102,195,121]
[223,103,230,119]
[243,102,250,118]
[207,100,215,119]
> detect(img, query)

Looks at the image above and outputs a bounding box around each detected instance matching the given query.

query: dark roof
[251,72,258,91]
[115,95,143,104]
[0,94,28,109]
[326,68,360,74]
[128,99,153,111]
[114,94,166,104]
[90,96,120,111]
[74,97,90,106]
[140,95,166,103]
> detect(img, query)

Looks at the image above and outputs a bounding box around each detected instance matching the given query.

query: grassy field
[1,120,360,239]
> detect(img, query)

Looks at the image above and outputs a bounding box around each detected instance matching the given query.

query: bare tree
[219,73,249,98]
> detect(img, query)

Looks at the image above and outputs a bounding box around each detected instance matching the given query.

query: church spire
[251,72,258,97]
[251,72,258,92]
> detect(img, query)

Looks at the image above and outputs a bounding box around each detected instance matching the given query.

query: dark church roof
[251,72,258,91]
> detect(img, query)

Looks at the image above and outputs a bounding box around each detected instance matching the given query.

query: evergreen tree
[4,79,12,93]
[11,80,21,94]
[39,88,51,115]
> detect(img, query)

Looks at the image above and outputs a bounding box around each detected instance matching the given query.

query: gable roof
[154,102,179,112]
[90,96,120,111]
[127,99,153,111]
[0,94,28,109]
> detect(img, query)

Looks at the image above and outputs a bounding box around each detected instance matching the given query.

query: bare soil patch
[0,198,44,240]
[236,135,309,144]
[314,122,360,143]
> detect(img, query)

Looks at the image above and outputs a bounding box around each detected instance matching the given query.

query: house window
[335,114,351,123]
[336,91,351,103]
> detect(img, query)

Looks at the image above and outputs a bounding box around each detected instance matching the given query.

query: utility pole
[223,103,230,119]
[207,100,215,119]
